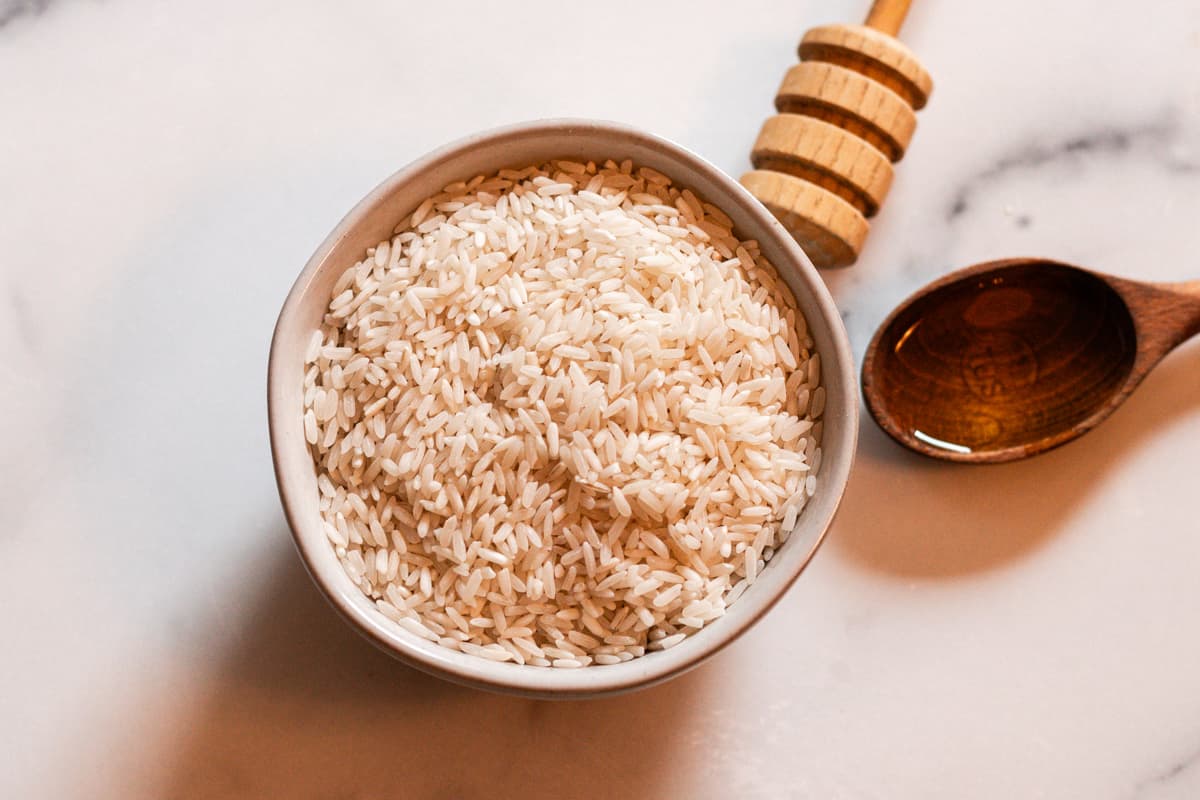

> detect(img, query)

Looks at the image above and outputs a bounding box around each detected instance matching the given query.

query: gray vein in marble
[0,0,52,29]
[1129,741,1200,799]
[946,115,1200,223]
[9,284,34,351]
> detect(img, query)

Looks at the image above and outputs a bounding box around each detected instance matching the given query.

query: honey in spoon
[862,259,1200,463]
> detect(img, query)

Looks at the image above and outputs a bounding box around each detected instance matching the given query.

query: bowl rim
[268,118,858,697]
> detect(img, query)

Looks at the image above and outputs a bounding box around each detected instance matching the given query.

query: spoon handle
[1176,280,1200,297]
[1165,279,1200,341]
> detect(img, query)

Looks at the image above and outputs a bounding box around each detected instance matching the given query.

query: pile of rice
[303,159,824,667]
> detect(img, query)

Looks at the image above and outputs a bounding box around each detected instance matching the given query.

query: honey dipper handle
[864,0,912,36]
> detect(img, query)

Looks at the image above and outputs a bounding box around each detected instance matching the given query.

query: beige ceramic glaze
[268,119,858,698]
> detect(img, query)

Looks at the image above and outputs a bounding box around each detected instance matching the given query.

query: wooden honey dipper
[741,0,932,268]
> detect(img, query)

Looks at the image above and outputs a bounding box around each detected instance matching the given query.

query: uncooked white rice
[303,159,823,667]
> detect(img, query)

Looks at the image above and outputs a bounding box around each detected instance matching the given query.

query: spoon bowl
[862,258,1200,463]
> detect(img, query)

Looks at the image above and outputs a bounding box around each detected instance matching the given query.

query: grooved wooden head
[750,114,893,216]
[800,24,932,109]
[740,169,868,269]
[776,62,916,161]
[745,3,931,268]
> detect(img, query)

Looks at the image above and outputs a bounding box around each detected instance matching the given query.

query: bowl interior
[269,120,857,698]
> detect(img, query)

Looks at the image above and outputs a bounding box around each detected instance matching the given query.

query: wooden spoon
[861,258,1200,463]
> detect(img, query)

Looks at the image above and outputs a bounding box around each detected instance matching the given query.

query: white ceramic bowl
[268,119,857,698]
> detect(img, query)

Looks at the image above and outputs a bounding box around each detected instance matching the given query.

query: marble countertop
[4,0,1200,797]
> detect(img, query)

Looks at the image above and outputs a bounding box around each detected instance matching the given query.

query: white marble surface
[3,0,1200,797]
